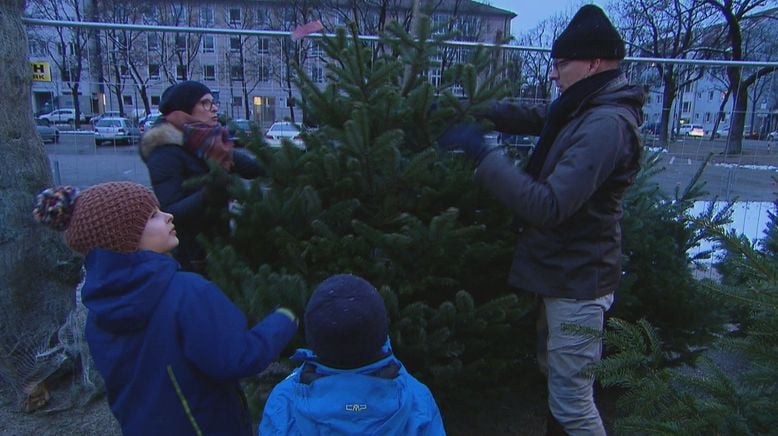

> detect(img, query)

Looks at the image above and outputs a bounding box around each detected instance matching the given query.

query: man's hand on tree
[437,122,495,166]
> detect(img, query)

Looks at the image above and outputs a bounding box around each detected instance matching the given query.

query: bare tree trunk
[0,0,77,406]
[659,74,676,145]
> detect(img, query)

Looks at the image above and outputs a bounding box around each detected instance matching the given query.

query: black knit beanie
[304,274,389,369]
[551,5,625,60]
[159,81,212,115]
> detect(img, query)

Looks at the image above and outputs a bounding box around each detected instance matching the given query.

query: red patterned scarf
[164,111,234,170]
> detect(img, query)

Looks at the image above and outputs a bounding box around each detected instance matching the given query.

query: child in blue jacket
[259,274,446,435]
[33,181,298,436]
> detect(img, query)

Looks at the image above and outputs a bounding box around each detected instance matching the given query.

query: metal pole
[21,18,778,68]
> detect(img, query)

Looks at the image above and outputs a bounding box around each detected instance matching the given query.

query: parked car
[90,111,122,126]
[264,121,305,149]
[227,118,253,147]
[713,125,730,139]
[38,108,90,125]
[139,113,162,134]
[94,117,141,145]
[679,124,705,137]
[35,119,59,143]
[768,131,778,141]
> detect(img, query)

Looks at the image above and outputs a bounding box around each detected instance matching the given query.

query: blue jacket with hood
[81,249,297,436]
[258,345,445,435]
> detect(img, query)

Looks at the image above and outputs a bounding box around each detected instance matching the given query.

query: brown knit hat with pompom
[33,182,159,254]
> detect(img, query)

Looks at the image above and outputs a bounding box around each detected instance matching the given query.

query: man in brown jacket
[438,5,644,435]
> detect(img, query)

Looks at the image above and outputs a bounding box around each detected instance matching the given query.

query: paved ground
[45,133,778,202]
[45,133,150,187]
[646,135,777,202]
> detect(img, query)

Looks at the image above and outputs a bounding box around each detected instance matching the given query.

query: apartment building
[640,8,778,137]
[26,0,515,128]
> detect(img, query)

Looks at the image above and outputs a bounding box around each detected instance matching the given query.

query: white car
[264,122,305,149]
[35,119,59,143]
[140,113,162,134]
[38,108,90,124]
[94,117,141,145]
[679,124,705,137]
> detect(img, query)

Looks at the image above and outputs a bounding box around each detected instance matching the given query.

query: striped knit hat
[33,182,159,255]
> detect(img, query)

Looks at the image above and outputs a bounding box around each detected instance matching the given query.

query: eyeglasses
[199,99,220,111]
[551,59,573,71]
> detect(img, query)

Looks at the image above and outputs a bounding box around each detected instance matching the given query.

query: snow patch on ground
[714,163,778,171]
[689,201,773,279]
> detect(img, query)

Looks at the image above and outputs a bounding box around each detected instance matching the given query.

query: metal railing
[25,18,778,265]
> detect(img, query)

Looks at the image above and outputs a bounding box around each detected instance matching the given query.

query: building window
[310,41,323,57]
[151,95,160,106]
[257,57,271,82]
[429,67,441,88]
[142,5,158,23]
[122,95,133,106]
[230,36,241,53]
[256,9,269,27]
[202,35,215,53]
[120,65,130,78]
[682,102,690,112]
[148,64,160,79]
[147,33,159,52]
[709,91,714,101]
[175,35,187,52]
[176,64,187,80]
[200,6,213,25]
[230,65,243,80]
[228,8,241,25]
[257,37,270,54]
[456,16,482,41]
[203,64,216,81]
[311,64,324,83]
[28,40,47,56]
[232,96,242,107]
[431,14,448,34]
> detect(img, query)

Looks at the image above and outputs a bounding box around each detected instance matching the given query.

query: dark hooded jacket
[81,249,297,435]
[139,123,262,271]
[475,73,644,299]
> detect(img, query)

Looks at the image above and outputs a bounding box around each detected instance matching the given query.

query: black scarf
[525,69,622,179]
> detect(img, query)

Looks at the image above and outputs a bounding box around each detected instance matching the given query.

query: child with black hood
[33,181,297,436]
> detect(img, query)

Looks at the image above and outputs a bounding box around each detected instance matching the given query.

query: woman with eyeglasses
[140,80,263,273]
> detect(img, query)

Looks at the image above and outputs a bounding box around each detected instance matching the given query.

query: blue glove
[437,122,494,166]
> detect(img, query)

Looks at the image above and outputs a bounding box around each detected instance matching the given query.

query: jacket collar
[139,122,183,160]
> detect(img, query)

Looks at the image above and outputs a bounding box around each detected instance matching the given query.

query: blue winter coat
[258,347,445,435]
[81,249,297,436]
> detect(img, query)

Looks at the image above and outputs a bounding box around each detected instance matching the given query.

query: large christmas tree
[201,13,735,426]
[205,19,531,406]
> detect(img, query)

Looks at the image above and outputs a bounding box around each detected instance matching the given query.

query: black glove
[437,122,495,166]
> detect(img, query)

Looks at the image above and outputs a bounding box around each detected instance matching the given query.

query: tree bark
[0,0,76,389]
